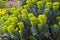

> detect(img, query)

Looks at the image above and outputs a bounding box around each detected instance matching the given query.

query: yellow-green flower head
[7,25,15,34]
[22,13,28,20]
[38,23,43,30]
[8,16,18,24]
[26,0,31,3]
[58,22,60,26]
[2,9,6,13]
[26,0,32,7]
[24,5,29,10]
[45,8,50,13]
[14,9,19,14]
[17,8,21,12]
[37,1,44,10]
[28,13,34,19]
[21,9,28,14]
[19,30,23,34]
[11,7,16,13]
[30,17,37,26]
[32,0,37,4]
[11,7,16,11]
[18,22,24,30]
[0,9,6,16]
[52,2,59,10]
[9,17,18,23]
[9,14,17,18]
[18,14,21,18]
[46,2,52,8]
[10,23,16,26]
[2,26,7,32]
[38,14,47,25]
[53,24,58,29]
[1,14,9,20]
[4,20,11,26]
[56,16,60,21]
[0,9,1,11]
[15,27,18,32]
[13,10,20,16]
[42,0,46,4]
[46,0,51,2]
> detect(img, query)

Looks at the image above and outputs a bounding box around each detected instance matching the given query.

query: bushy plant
[0,0,60,40]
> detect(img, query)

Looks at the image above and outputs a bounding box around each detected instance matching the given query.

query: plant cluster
[0,0,60,40]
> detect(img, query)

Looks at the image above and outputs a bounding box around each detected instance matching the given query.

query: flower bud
[52,24,58,29]
[18,22,24,30]
[26,0,32,7]
[45,8,50,13]
[7,25,15,34]
[37,1,44,10]
[28,13,34,19]
[46,2,52,8]
[22,13,28,20]
[52,2,59,10]
[30,17,37,26]
[21,9,28,14]
[38,14,47,25]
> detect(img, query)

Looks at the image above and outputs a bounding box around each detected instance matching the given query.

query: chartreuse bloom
[9,17,18,24]
[1,14,9,21]
[18,22,24,30]
[56,16,60,26]
[2,25,7,32]
[10,8,21,16]
[38,14,47,26]
[30,16,38,27]
[4,16,18,26]
[42,0,51,4]
[15,27,19,32]
[26,0,32,8]
[10,23,16,26]
[58,22,60,26]
[18,22,24,34]
[45,2,52,13]
[4,20,11,26]
[18,14,21,18]
[9,14,16,18]
[45,8,50,13]
[7,25,15,34]
[19,30,22,34]
[22,13,28,21]
[52,24,59,29]
[12,10,20,16]
[21,9,28,14]
[37,1,44,10]
[38,14,47,30]
[10,7,16,13]
[32,0,37,4]
[28,13,35,19]
[0,9,6,16]
[11,8,21,17]
[52,2,59,11]
[17,8,21,12]
[24,5,29,10]
[46,0,51,2]
[42,0,46,4]
[21,9,28,21]
[0,14,9,23]
[46,2,52,8]
[56,16,60,21]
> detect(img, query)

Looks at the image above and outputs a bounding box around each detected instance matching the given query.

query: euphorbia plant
[1,0,60,40]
